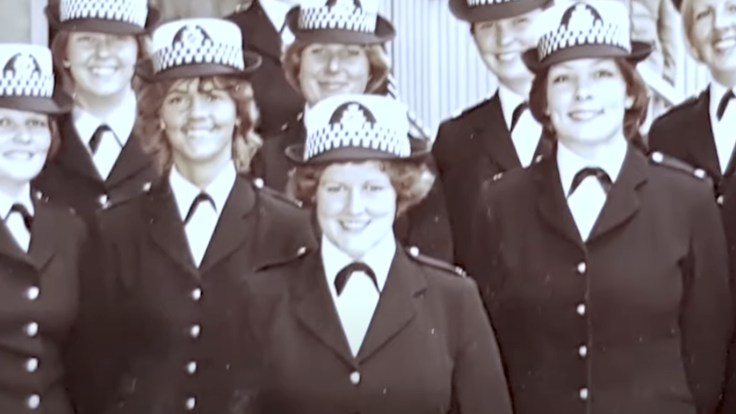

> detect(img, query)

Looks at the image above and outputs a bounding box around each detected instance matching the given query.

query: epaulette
[32,189,78,216]
[649,151,710,180]
[253,178,303,207]
[661,95,698,118]
[256,245,310,272]
[233,0,254,13]
[449,96,494,120]
[100,181,153,212]
[406,246,467,277]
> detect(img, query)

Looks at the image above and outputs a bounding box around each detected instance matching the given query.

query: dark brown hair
[528,57,650,140]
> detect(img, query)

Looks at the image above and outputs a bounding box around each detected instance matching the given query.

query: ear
[625,95,634,109]
[62,60,71,68]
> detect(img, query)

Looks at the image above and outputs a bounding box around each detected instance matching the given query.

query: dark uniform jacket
[226,0,305,137]
[243,244,513,414]
[0,191,87,414]
[466,146,732,414]
[32,113,156,414]
[94,173,317,414]
[647,90,736,414]
[251,114,454,262]
[431,93,553,268]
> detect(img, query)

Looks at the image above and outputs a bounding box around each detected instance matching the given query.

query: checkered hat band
[305,125,411,160]
[153,42,244,73]
[467,0,521,6]
[538,23,630,61]
[299,8,377,33]
[61,0,148,27]
[0,74,54,98]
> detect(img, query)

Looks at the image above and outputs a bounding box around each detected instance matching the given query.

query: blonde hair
[680,0,705,62]
[281,40,391,95]
[135,76,262,176]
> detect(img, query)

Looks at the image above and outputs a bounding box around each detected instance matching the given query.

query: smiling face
[316,161,397,259]
[545,58,633,146]
[65,31,138,98]
[0,108,51,186]
[690,0,736,78]
[299,43,371,106]
[472,9,543,93]
[160,78,238,170]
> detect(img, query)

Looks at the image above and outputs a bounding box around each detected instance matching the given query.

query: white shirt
[169,163,237,267]
[709,82,736,174]
[557,139,627,241]
[72,88,137,180]
[321,232,395,357]
[0,185,35,252]
[260,0,295,47]
[499,85,543,168]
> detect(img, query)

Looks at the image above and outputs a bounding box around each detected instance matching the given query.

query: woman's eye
[0,119,10,127]
[594,70,613,78]
[552,75,569,84]
[28,119,47,127]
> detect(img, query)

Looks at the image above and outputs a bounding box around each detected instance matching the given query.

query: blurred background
[0,0,710,138]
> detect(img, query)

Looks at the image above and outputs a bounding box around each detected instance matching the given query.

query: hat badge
[562,3,603,31]
[326,0,363,11]
[173,25,212,48]
[330,102,377,128]
[3,53,41,77]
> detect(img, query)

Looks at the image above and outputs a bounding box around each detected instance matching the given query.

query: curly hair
[287,160,435,216]
[135,76,262,176]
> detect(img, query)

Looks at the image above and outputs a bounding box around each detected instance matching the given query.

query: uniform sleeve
[451,277,513,414]
[680,184,733,414]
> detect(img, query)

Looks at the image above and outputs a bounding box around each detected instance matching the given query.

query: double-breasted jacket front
[467,147,732,414]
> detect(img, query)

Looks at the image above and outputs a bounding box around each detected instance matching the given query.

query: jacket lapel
[106,134,153,189]
[199,177,256,273]
[476,94,522,171]
[55,114,103,183]
[688,90,721,178]
[26,200,57,271]
[533,153,585,250]
[293,251,356,367]
[587,147,647,243]
[236,1,283,62]
[357,247,425,363]
[144,180,199,278]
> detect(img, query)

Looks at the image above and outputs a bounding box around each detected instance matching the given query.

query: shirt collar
[498,84,527,130]
[259,0,293,33]
[0,184,35,219]
[556,139,628,196]
[168,162,237,221]
[72,88,137,148]
[321,231,396,294]
[710,81,735,121]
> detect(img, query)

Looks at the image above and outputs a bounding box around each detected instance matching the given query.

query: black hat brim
[0,87,74,115]
[285,137,431,165]
[521,41,654,73]
[449,0,553,22]
[135,52,262,82]
[286,7,396,45]
[45,3,161,34]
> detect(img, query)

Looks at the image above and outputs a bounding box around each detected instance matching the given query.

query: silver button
[297,246,307,256]
[142,182,152,192]
[186,361,197,374]
[694,168,707,179]
[185,397,196,410]
[651,151,664,163]
[408,246,420,257]
[24,322,38,337]
[576,262,586,274]
[25,357,38,372]
[578,346,588,358]
[27,394,40,409]
[191,288,202,301]
[718,195,725,205]
[579,388,589,400]
[189,325,201,338]
[98,194,109,206]
[26,286,40,301]
[576,304,586,316]
[253,178,264,188]
[349,371,361,385]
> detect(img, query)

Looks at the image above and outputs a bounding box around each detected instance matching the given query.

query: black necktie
[334,262,378,296]
[717,90,735,121]
[569,167,613,197]
[510,102,529,132]
[89,124,112,154]
[184,192,215,225]
[8,203,32,231]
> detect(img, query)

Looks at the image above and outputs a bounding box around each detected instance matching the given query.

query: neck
[560,131,627,163]
[711,69,736,89]
[0,180,27,201]
[74,87,130,119]
[173,153,232,190]
[499,77,533,99]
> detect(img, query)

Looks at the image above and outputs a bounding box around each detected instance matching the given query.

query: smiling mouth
[495,51,520,62]
[340,220,370,231]
[568,110,603,122]
[89,67,119,76]
[320,82,348,91]
[3,150,36,161]
[713,36,736,53]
